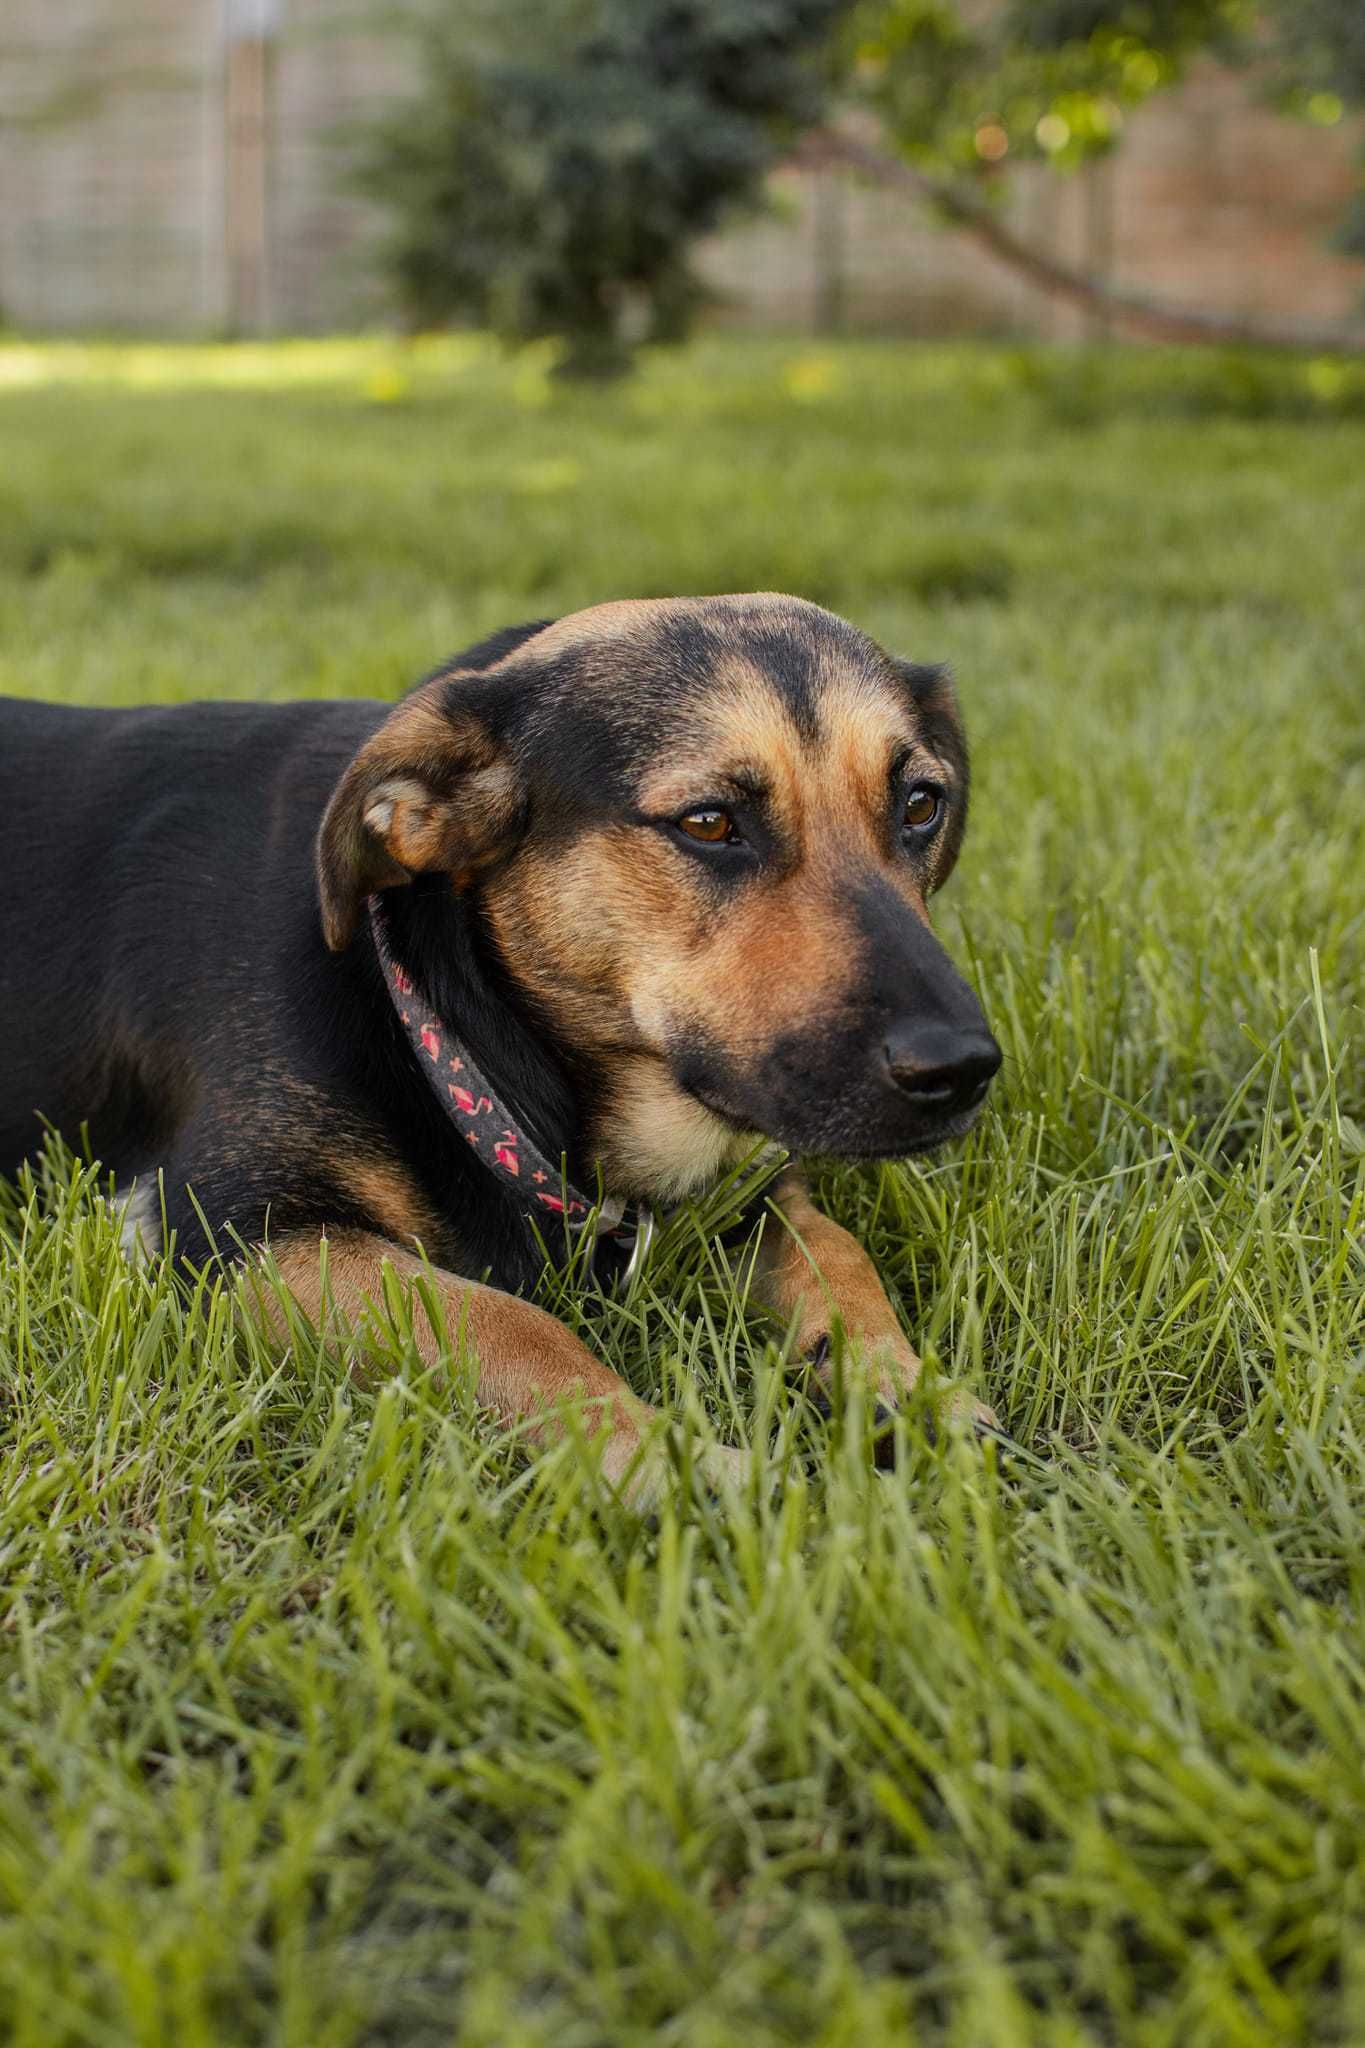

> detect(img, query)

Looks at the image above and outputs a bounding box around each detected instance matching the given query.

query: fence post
[812,169,847,336]
[222,0,280,334]
[1084,155,1116,343]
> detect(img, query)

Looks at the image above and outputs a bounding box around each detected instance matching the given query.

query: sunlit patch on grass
[1305,356,1347,403]
[510,339,562,409]
[782,351,840,402]
[0,332,493,393]
[362,359,411,404]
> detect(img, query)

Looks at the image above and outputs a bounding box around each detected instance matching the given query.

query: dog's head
[318,595,1000,1198]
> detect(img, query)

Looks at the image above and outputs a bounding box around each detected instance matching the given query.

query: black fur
[0,597,997,1289]
[0,640,573,1286]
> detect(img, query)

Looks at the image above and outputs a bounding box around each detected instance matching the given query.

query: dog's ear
[316,684,522,951]
[890,659,963,755]
[891,659,969,889]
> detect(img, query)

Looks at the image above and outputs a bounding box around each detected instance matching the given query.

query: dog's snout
[882,1023,1002,1116]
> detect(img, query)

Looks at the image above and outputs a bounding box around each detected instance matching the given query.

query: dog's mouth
[812,1104,987,1161]
[682,1077,755,1133]
[678,1070,987,1162]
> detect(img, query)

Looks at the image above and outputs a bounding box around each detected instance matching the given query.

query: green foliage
[847,0,1248,173]
[360,0,1365,360]
[361,0,850,372]
[1268,0,1365,98]
[1,334,1363,2042]
[1263,0,1365,254]
[849,0,1365,264]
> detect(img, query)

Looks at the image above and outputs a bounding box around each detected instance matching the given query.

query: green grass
[1,334,1362,2047]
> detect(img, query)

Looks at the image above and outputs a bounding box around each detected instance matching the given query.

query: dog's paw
[869,1388,1016,1469]
[941,1385,1008,1437]
[798,1333,1011,1468]
[601,1430,753,1512]
[692,1439,756,1499]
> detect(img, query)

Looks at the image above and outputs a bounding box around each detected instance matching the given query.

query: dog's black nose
[883,1022,1002,1116]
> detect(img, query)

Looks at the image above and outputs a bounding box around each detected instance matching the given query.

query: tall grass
[0,336,1361,2045]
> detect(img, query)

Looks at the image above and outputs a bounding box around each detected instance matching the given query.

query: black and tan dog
[0,594,1003,1499]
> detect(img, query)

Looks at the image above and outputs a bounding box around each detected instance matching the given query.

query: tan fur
[317,688,521,950]
[476,633,959,1195]
[257,1229,748,1504]
[334,1154,443,1252]
[753,1169,998,1429]
[496,593,829,673]
[299,594,994,1474]
[589,1055,761,1200]
[494,596,676,662]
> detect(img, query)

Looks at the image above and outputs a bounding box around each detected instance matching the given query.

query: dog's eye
[902,786,942,837]
[678,808,739,845]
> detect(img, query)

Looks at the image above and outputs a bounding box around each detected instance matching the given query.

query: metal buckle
[616,1202,656,1292]
[580,1197,657,1293]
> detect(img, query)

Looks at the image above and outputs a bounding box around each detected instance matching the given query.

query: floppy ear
[316,684,522,951]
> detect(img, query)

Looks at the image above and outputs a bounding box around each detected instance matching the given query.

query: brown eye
[678,808,736,844]
[902,786,942,834]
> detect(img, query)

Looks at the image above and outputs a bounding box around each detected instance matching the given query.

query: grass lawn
[0,334,1362,2046]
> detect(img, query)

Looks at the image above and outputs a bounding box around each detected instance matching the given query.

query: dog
[0,594,1004,1500]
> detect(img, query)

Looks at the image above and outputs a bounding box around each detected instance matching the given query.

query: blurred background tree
[1267,0,1365,254]
[361,0,1365,368]
[360,0,850,375]
[845,2,1364,204]
[843,1,1245,176]
[829,0,1365,344]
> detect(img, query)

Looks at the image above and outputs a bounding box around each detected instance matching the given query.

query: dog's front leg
[750,1170,999,1441]
[258,1230,747,1507]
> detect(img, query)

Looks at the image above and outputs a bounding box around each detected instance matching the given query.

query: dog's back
[0,694,380,1179]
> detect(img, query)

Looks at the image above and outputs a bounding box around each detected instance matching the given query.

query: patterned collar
[368,896,653,1286]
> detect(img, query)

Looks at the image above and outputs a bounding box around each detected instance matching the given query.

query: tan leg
[255,1229,749,1507]
[751,1170,998,1435]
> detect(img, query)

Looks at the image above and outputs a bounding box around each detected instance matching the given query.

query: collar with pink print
[366,895,650,1283]
[366,892,777,1286]
[369,895,593,1222]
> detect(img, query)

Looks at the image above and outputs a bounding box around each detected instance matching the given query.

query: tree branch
[795,130,1365,356]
